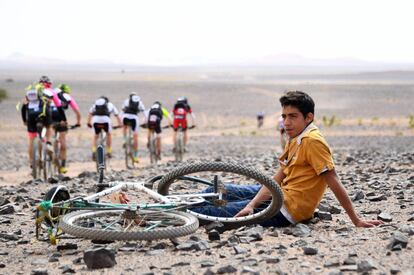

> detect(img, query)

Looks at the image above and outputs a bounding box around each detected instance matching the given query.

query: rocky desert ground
[0,70,413,274]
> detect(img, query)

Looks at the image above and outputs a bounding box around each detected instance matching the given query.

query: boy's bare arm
[323,169,383,228]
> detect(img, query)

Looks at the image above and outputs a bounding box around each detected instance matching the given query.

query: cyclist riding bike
[87,96,122,160]
[172,97,195,152]
[121,93,146,163]
[257,111,265,128]
[21,83,54,168]
[51,84,82,173]
[146,101,172,160]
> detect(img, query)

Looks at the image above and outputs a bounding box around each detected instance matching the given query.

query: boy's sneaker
[106,152,112,158]
[92,152,96,161]
[133,156,139,163]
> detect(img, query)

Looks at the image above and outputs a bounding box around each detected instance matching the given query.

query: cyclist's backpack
[148,107,162,129]
[125,97,140,114]
[94,100,110,116]
[57,92,70,110]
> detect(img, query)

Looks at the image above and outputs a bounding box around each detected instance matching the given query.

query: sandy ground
[0,70,413,274]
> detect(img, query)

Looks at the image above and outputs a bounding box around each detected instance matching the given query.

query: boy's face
[282,105,314,138]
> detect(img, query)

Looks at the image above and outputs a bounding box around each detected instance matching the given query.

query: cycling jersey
[173,102,192,131]
[57,92,79,111]
[147,107,170,134]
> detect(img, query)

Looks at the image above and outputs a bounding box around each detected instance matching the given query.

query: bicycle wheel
[31,138,38,179]
[97,145,105,183]
[157,161,283,227]
[175,132,183,162]
[60,209,199,241]
[43,147,53,181]
[52,138,60,176]
[36,185,71,241]
[149,135,157,164]
[125,127,134,169]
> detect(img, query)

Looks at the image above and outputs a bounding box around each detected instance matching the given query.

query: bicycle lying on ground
[35,161,283,243]
[174,125,195,162]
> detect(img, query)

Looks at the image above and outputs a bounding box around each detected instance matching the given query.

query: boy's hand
[354,218,384,228]
[235,204,254,217]
[118,192,130,204]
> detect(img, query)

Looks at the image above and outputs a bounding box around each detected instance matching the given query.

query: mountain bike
[51,123,80,176]
[35,161,283,243]
[31,121,53,181]
[174,125,195,162]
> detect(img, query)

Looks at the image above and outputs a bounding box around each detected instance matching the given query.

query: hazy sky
[1,0,414,65]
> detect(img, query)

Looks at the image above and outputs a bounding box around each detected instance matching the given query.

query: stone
[303,247,318,255]
[57,243,78,251]
[316,211,332,220]
[387,231,409,250]
[208,229,221,241]
[200,260,215,267]
[352,190,365,201]
[0,197,10,207]
[144,250,165,256]
[205,221,225,232]
[31,269,48,275]
[31,259,48,266]
[0,232,19,241]
[61,265,76,273]
[292,223,311,237]
[234,245,248,254]
[378,212,393,222]
[399,225,414,236]
[217,265,237,274]
[241,266,259,274]
[357,260,376,273]
[367,195,387,202]
[83,247,116,269]
[0,204,15,215]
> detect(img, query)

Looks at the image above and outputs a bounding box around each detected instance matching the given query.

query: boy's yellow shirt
[278,124,334,222]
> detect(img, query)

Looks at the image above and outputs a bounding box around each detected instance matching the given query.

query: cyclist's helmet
[131,95,140,103]
[95,97,107,106]
[58,84,71,94]
[100,96,109,103]
[39,75,51,85]
[151,102,161,109]
[177,97,187,104]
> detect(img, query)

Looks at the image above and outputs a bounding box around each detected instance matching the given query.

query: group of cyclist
[21,76,81,174]
[21,76,195,174]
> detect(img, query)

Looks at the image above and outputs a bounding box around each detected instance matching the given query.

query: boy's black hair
[279,91,315,118]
